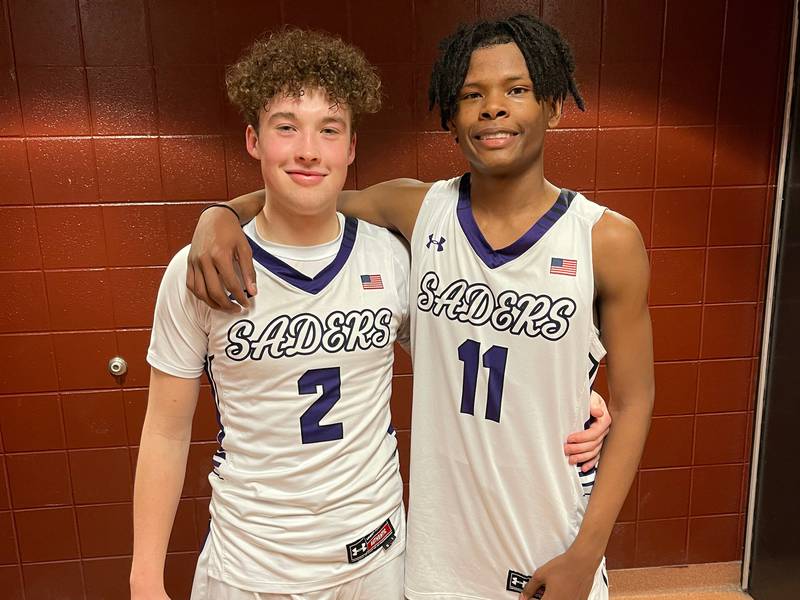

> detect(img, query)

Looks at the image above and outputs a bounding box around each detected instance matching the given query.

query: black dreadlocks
[428,14,584,130]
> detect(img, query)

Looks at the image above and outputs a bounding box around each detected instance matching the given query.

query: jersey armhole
[409,178,458,249]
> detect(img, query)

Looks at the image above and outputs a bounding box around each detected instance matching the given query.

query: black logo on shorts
[346,518,396,563]
[506,570,544,598]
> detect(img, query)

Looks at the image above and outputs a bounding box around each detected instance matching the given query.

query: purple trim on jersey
[246,217,358,295]
[456,173,577,269]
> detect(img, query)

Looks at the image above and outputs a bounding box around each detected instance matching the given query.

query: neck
[256,192,340,246]
[464,163,564,250]
[469,164,558,217]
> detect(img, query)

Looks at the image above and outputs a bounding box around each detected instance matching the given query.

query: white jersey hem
[207,539,406,595]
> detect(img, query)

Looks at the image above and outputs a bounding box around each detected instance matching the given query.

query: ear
[347,131,357,166]
[546,97,563,129]
[245,124,261,160]
[446,119,460,144]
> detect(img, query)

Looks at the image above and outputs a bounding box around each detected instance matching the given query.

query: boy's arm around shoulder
[338,178,430,241]
[186,179,430,311]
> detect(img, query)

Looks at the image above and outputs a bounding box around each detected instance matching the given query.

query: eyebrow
[461,75,531,88]
[268,111,298,122]
[267,112,348,128]
[320,116,348,127]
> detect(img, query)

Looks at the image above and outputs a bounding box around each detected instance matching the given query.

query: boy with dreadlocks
[132,30,410,600]
[187,14,652,600]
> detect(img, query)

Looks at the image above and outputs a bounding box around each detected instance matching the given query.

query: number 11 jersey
[405,174,608,600]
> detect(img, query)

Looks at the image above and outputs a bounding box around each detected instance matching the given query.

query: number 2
[299,367,343,444]
[458,339,508,423]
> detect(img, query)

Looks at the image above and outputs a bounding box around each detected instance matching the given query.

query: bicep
[143,368,201,440]
[150,248,210,378]
[594,214,654,411]
[338,179,429,240]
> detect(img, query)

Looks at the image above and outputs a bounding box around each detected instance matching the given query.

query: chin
[287,189,338,214]
[469,148,542,178]
[470,157,523,177]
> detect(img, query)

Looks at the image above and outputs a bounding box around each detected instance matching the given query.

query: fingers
[589,390,608,415]
[565,422,609,447]
[579,455,599,472]
[568,448,601,467]
[236,238,258,298]
[564,438,602,457]
[199,257,239,313]
[188,261,221,311]
[594,403,612,430]
[217,251,249,309]
[519,573,545,600]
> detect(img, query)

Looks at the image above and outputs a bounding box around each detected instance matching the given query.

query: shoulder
[355,220,410,261]
[387,230,411,269]
[162,245,192,287]
[592,211,649,297]
[353,217,391,241]
[592,210,643,250]
[157,245,210,318]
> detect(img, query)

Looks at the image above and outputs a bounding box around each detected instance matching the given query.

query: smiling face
[449,42,562,178]
[245,87,355,217]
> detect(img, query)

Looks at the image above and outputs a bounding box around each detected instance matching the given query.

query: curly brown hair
[226,28,382,131]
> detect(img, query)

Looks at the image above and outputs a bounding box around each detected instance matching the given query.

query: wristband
[201,203,241,224]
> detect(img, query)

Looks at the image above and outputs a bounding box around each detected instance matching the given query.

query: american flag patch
[361,274,383,289]
[550,257,577,276]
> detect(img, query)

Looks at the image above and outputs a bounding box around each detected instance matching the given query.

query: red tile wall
[0,0,791,597]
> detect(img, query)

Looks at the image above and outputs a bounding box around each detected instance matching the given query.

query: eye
[276,124,296,132]
[460,91,481,101]
[509,86,529,96]
[321,127,341,135]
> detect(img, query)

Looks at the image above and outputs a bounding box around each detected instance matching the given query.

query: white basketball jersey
[148,217,408,593]
[405,175,608,600]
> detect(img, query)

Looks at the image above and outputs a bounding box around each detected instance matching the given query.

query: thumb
[519,572,545,600]
[589,390,605,418]
[236,238,257,297]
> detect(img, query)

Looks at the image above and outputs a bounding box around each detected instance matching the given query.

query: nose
[295,132,321,163]
[480,90,508,120]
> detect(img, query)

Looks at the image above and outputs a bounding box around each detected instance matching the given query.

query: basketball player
[131,30,410,600]
[187,15,649,600]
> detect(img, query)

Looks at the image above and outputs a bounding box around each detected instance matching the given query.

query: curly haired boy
[131,29,411,600]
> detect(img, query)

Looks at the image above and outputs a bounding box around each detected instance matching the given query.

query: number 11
[458,339,508,423]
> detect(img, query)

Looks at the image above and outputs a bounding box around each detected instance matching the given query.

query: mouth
[285,169,327,186]
[472,128,520,149]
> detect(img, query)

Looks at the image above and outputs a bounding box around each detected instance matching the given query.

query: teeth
[480,132,513,140]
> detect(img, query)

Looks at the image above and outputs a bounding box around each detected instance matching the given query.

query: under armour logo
[506,570,538,595]
[350,542,367,557]
[427,234,446,251]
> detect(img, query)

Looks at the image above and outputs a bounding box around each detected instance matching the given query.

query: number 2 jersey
[405,174,608,599]
[147,216,409,594]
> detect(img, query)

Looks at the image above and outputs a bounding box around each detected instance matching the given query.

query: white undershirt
[243,213,345,278]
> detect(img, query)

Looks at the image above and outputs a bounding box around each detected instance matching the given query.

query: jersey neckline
[245,216,358,294]
[456,172,577,269]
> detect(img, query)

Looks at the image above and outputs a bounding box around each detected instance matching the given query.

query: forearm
[130,426,192,592]
[337,189,391,228]
[571,400,651,558]
[226,190,265,225]
[337,179,427,240]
